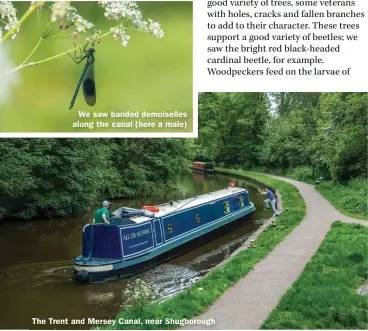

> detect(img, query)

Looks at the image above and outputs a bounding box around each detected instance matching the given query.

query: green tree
[198,92,367,182]
[197,92,269,166]
[311,93,367,180]
[0,138,192,220]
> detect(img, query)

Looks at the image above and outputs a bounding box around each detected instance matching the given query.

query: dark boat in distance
[74,186,256,283]
[191,161,215,173]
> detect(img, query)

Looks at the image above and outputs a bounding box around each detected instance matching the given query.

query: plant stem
[125,26,151,33]
[11,30,114,73]
[0,3,42,45]
[21,37,43,66]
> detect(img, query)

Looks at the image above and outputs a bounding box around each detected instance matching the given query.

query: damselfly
[68,45,96,110]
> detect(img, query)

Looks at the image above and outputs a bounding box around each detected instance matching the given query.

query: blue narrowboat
[73,186,255,283]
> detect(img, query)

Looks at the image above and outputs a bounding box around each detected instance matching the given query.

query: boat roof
[193,161,212,164]
[130,187,246,223]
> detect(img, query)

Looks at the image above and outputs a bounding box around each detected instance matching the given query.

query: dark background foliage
[197,92,367,182]
[0,138,191,220]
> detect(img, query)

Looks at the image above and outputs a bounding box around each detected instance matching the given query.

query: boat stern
[73,223,123,283]
[73,256,118,283]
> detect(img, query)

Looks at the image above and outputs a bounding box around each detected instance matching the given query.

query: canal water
[0,173,272,329]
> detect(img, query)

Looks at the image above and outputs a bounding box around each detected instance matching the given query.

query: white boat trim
[74,264,113,272]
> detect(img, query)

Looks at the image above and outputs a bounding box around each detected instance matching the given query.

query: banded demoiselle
[69,47,96,110]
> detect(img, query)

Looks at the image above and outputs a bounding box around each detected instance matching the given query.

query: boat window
[196,214,200,223]
[223,201,231,214]
[168,224,172,233]
[238,196,244,208]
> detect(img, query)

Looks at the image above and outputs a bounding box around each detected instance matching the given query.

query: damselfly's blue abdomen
[69,47,96,109]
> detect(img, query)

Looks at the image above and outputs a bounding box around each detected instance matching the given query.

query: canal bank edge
[198,169,284,275]
[107,169,306,330]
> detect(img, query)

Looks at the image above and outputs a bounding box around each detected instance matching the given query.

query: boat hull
[191,167,215,173]
[191,161,215,173]
[74,187,255,283]
[74,211,254,283]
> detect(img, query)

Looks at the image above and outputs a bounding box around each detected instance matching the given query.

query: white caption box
[194,0,368,92]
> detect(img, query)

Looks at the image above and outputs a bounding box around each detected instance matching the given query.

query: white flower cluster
[111,25,130,46]
[50,1,70,22]
[74,15,93,33]
[0,1,19,40]
[147,19,164,39]
[50,1,94,37]
[122,279,155,309]
[85,29,102,44]
[99,1,143,21]
[1,1,164,45]
[98,1,164,46]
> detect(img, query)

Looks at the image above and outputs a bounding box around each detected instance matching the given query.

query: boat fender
[142,206,160,212]
[142,209,155,218]
[75,270,89,283]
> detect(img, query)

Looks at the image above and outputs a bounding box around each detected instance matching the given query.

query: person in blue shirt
[258,187,280,216]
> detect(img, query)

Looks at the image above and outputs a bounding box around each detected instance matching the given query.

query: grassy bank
[243,166,367,220]
[273,166,367,220]
[109,169,306,330]
[262,221,368,329]
[270,167,367,220]
[316,180,367,220]
[246,166,316,184]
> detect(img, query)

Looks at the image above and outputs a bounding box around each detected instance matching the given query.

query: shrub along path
[184,175,367,330]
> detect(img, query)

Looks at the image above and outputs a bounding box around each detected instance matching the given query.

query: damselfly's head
[88,48,95,54]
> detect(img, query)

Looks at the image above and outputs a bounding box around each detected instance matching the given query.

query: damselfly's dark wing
[82,59,96,106]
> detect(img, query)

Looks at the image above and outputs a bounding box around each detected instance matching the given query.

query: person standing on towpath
[258,187,280,216]
[92,201,112,225]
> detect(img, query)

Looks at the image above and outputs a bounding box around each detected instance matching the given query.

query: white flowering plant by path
[122,278,156,310]
[0,1,164,72]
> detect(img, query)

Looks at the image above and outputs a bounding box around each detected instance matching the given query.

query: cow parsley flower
[122,279,155,309]
[102,1,143,21]
[48,2,94,38]
[111,25,130,46]
[74,14,93,33]
[50,1,70,22]
[148,19,164,38]
[99,1,164,45]
[86,29,102,44]
[97,1,108,8]
[0,1,19,40]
